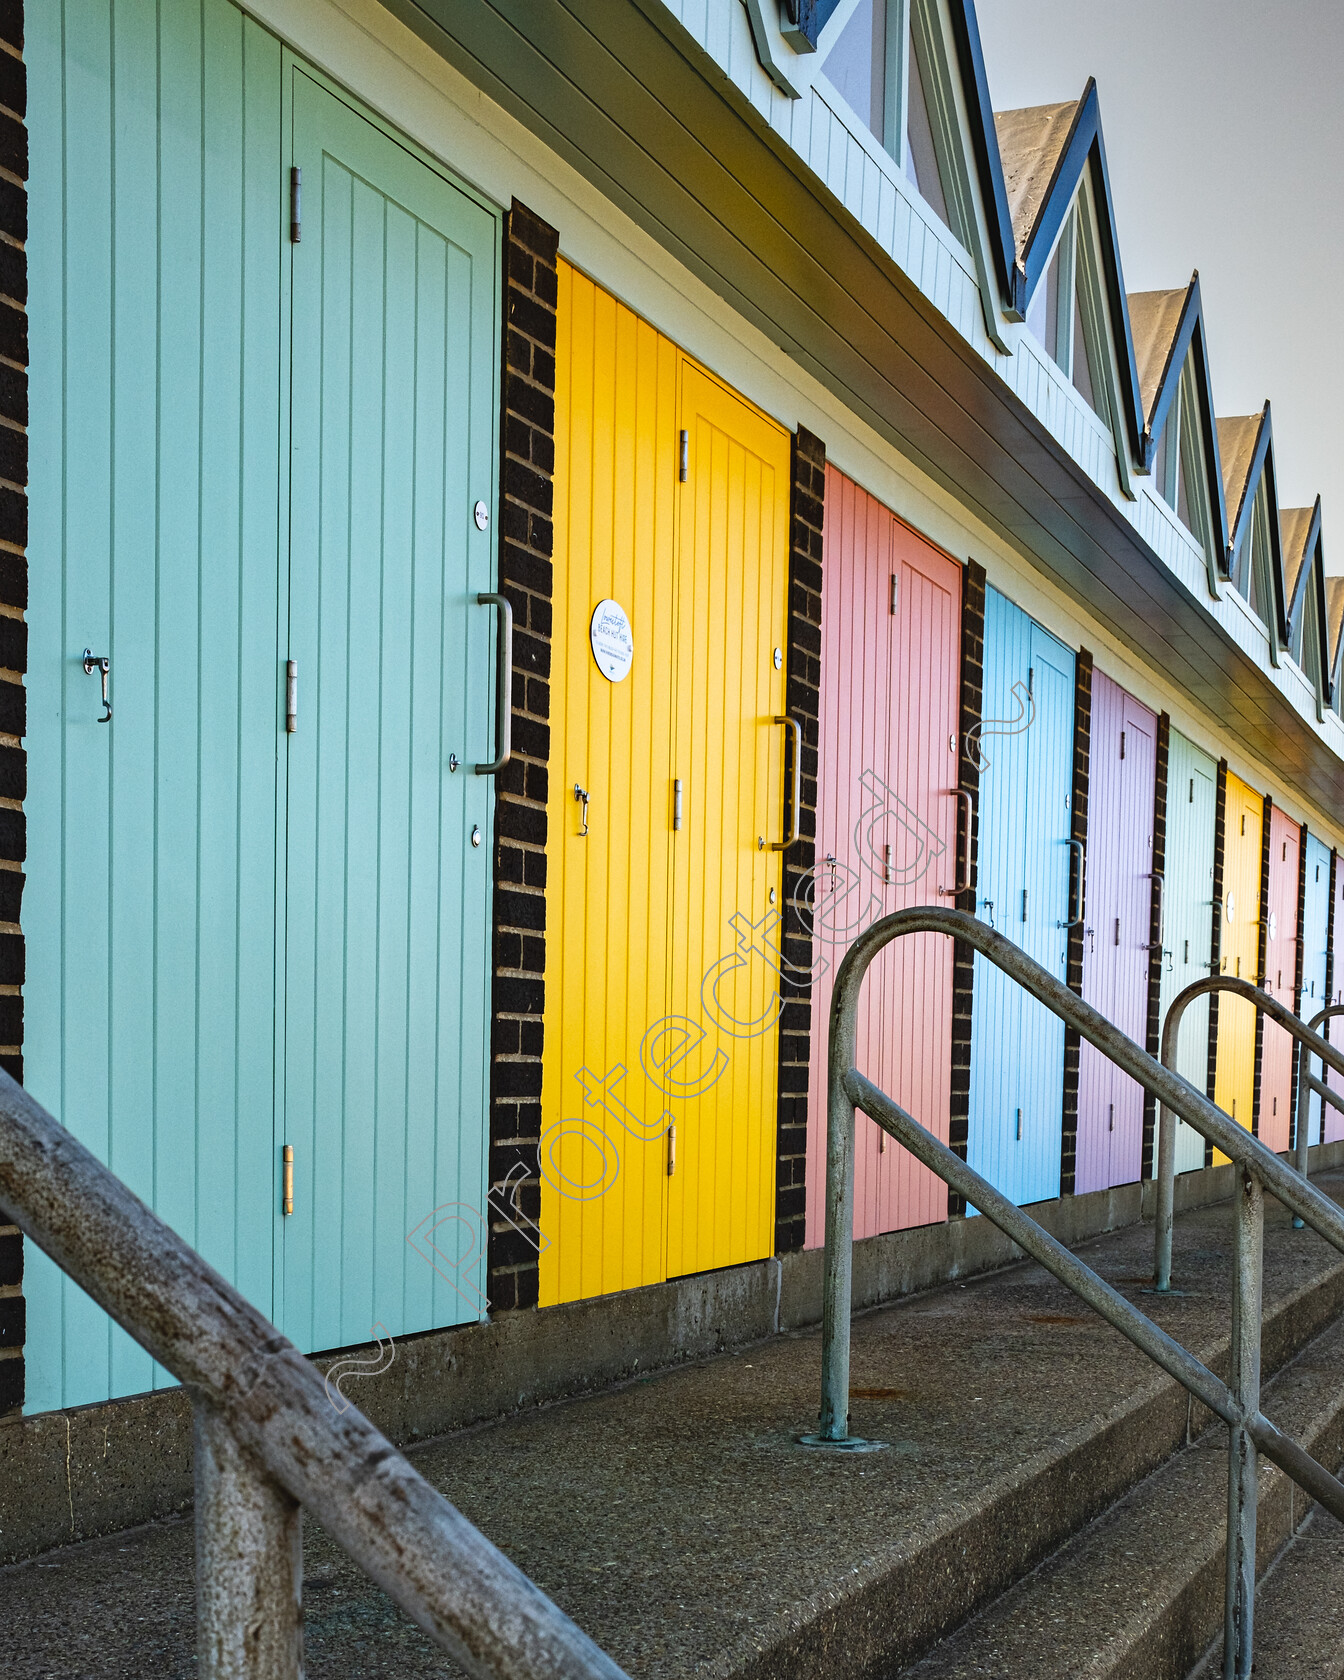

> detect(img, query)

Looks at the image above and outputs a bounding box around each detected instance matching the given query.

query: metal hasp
[1152,976,1344,1291]
[474,592,513,776]
[0,1071,630,1680]
[810,905,1344,1680]
[761,714,801,850]
[82,649,111,723]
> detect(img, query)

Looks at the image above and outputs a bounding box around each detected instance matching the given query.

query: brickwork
[1206,761,1228,1166]
[1141,713,1170,1179]
[1059,649,1092,1197]
[486,201,557,1313]
[1251,794,1272,1139]
[0,0,23,1417]
[947,559,986,1218]
[775,428,824,1254]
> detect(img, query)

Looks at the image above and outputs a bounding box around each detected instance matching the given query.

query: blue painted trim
[1143,275,1231,567]
[945,0,1016,308]
[1017,80,1144,466]
[1287,497,1331,702]
[779,0,844,52]
[1227,406,1291,648]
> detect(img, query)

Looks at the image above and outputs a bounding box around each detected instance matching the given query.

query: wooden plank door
[1076,676,1155,1192]
[1301,834,1331,1146]
[666,364,790,1279]
[1329,855,1344,1144]
[281,72,499,1351]
[803,469,960,1247]
[1214,771,1263,1151]
[25,0,284,1412]
[968,590,1072,1207]
[1159,731,1218,1174]
[539,267,679,1307]
[1258,807,1300,1151]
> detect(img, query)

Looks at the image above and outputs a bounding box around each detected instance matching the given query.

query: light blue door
[280,72,500,1352]
[1159,731,1218,1174]
[25,0,284,1410]
[1301,833,1331,1145]
[968,590,1073,1206]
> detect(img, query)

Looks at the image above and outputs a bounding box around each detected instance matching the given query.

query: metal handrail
[814,906,1344,1680]
[0,1072,626,1680]
[1154,977,1344,1287]
[1298,1002,1344,1181]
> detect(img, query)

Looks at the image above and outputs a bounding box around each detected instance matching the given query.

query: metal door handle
[474,593,513,775]
[1059,838,1085,927]
[1147,870,1165,950]
[939,789,973,896]
[574,784,590,837]
[83,650,112,723]
[761,714,801,851]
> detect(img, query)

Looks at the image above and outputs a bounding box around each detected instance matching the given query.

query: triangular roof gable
[1128,274,1230,559]
[1326,576,1344,708]
[1282,498,1330,701]
[1218,404,1289,644]
[993,79,1144,465]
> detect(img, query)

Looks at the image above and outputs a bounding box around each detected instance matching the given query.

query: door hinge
[667,1123,676,1176]
[282,1143,294,1215]
[286,659,298,733]
[678,429,688,483]
[290,166,302,243]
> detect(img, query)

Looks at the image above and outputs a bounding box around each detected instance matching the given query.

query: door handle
[1147,870,1165,951]
[574,784,590,838]
[761,714,802,852]
[474,592,513,775]
[1059,838,1085,928]
[939,789,973,897]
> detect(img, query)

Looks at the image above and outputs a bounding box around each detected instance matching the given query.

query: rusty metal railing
[0,1072,627,1680]
[1154,978,1344,1284]
[810,907,1344,1680]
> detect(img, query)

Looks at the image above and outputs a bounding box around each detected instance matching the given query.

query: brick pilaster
[947,558,985,1217]
[486,201,557,1313]
[1206,760,1228,1166]
[0,0,24,1418]
[774,427,824,1255]
[1141,714,1169,1178]
[1059,649,1092,1197]
[1251,793,1272,1139]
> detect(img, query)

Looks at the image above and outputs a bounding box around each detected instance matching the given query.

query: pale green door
[280,71,500,1351]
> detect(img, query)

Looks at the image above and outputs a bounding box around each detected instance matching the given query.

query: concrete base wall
[3,1141,1341,1565]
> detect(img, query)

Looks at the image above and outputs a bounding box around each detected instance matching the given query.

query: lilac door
[803,467,961,1247]
[1075,674,1156,1193]
[1258,807,1301,1152]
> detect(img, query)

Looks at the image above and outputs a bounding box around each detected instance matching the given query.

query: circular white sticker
[590,599,634,683]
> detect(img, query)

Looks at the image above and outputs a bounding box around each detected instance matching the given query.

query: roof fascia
[1184,296,1231,567]
[1260,431,1290,649]
[945,0,1016,310]
[1143,277,1198,457]
[1308,509,1331,704]
[1019,80,1144,465]
[1286,496,1323,630]
[1228,405,1273,564]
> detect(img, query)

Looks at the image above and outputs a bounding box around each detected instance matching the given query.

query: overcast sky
[974,0,1344,567]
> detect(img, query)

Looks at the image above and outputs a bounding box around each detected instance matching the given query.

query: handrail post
[1224,1168,1262,1680]
[817,994,859,1443]
[194,1398,304,1679]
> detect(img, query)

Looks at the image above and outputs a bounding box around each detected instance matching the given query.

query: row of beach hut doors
[26,16,499,1410]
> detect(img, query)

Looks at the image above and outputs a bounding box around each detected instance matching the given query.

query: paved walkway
[4,1176,1343,1679]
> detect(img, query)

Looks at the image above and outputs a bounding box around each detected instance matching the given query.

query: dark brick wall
[1059,649,1092,1198]
[0,0,22,1418]
[775,428,824,1255]
[1141,713,1170,1179]
[1205,760,1228,1166]
[486,201,557,1314]
[1251,794,1272,1139]
[947,558,985,1218]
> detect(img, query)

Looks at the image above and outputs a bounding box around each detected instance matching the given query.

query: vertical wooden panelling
[1075,674,1155,1192]
[1328,852,1344,1144]
[1159,730,1218,1174]
[1213,771,1263,1153]
[26,0,283,1411]
[667,362,789,1279]
[540,267,678,1306]
[967,589,1073,1206]
[1257,805,1300,1152]
[281,72,499,1351]
[1300,833,1330,1145]
[803,468,959,1248]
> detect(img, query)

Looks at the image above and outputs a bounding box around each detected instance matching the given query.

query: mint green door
[280,72,499,1352]
[25,0,285,1411]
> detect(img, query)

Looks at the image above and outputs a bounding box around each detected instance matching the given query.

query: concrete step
[2,1176,1344,1679]
[898,1306,1344,1679]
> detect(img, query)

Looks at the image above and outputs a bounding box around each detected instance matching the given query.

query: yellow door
[541,271,791,1302]
[1214,771,1264,1155]
[667,364,791,1278]
[540,267,679,1305]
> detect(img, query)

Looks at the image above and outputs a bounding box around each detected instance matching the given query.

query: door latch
[83,650,112,723]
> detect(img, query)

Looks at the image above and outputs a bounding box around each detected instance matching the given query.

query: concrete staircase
[3,1178,1344,1678]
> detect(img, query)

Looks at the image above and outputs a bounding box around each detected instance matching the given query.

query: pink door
[1075,674,1155,1193]
[803,467,960,1247]
[1259,808,1301,1152]
[1330,853,1344,1144]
